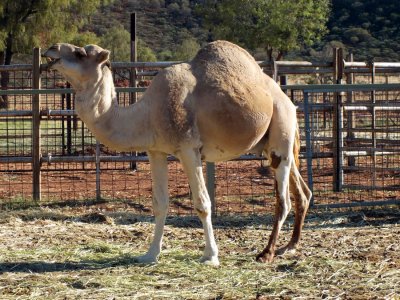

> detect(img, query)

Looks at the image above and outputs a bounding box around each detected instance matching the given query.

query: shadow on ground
[0,254,144,274]
[1,200,399,230]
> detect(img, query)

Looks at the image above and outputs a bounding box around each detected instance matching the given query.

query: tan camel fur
[43,41,311,266]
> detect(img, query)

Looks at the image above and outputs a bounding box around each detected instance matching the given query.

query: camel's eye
[74,47,87,59]
[75,51,85,59]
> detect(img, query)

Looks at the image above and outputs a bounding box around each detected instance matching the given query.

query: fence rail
[1,48,400,213]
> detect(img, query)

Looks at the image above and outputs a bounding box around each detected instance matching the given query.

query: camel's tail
[293,122,300,169]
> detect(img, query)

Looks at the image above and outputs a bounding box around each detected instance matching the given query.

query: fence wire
[0,62,400,213]
[286,86,400,208]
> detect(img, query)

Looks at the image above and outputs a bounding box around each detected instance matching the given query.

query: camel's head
[43,43,111,87]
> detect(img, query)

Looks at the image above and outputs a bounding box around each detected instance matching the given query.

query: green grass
[0,118,96,156]
[0,119,32,152]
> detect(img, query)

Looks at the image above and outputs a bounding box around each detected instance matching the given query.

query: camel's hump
[192,40,255,63]
[190,40,263,87]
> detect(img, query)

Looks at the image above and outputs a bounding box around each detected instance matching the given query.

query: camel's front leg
[134,151,169,264]
[178,148,219,266]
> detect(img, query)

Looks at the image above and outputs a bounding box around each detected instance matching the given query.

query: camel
[43,40,311,266]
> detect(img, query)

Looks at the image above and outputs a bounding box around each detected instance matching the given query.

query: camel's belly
[200,146,245,162]
[198,111,271,162]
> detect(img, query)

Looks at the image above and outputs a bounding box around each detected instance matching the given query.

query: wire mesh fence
[286,84,400,208]
[1,53,400,214]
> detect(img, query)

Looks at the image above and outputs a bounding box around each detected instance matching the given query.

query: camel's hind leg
[256,149,311,262]
[256,156,292,263]
[277,162,312,254]
[256,83,312,262]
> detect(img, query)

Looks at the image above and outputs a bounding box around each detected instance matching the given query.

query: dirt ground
[2,159,399,215]
[0,204,399,299]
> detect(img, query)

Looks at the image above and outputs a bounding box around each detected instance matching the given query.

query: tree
[324,0,400,61]
[70,32,100,48]
[100,25,157,62]
[172,37,201,61]
[0,0,111,108]
[197,0,330,61]
[138,40,157,62]
[100,24,130,61]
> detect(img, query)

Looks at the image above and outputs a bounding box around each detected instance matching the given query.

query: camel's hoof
[199,256,220,267]
[256,252,274,263]
[133,254,158,265]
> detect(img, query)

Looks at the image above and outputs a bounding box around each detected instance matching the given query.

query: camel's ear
[75,47,87,57]
[97,50,110,64]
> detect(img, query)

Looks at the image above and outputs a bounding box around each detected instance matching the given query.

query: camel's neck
[74,67,152,151]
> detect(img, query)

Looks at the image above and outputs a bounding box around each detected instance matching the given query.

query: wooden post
[280,75,287,91]
[337,48,344,83]
[32,48,41,201]
[332,48,344,192]
[130,12,138,170]
[130,12,137,104]
[332,48,338,191]
[273,60,278,82]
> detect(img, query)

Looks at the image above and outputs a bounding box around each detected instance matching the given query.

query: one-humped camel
[43,40,311,266]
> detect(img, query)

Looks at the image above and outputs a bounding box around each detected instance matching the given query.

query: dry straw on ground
[0,203,399,299]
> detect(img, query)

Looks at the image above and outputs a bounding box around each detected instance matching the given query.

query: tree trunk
[0,50,6,109]
[266,47,273,62]
[266,47,285,62]
[276,51,284,61]
[0,33,13,109]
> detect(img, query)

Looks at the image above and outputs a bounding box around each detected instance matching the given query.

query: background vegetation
[1,0,400,63]
[308,0,400,62]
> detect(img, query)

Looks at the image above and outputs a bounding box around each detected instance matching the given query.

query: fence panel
[0,64,34,202]
[284,84,400,208]
[1,55,400,212]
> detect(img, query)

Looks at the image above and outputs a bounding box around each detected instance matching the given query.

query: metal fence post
[337,49,345,189]
[370,62,377,188]
[66,82,72,155]
[32,48,41,201]
[206,162,216,216]
[96,141,101,201]
[346,52,356,167]
[303,91,314,206]
[333,90,344,192]
[335,92,344,192]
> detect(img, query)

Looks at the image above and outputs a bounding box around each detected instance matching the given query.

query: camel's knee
[194,197,212,219]
[152,196,169,217]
